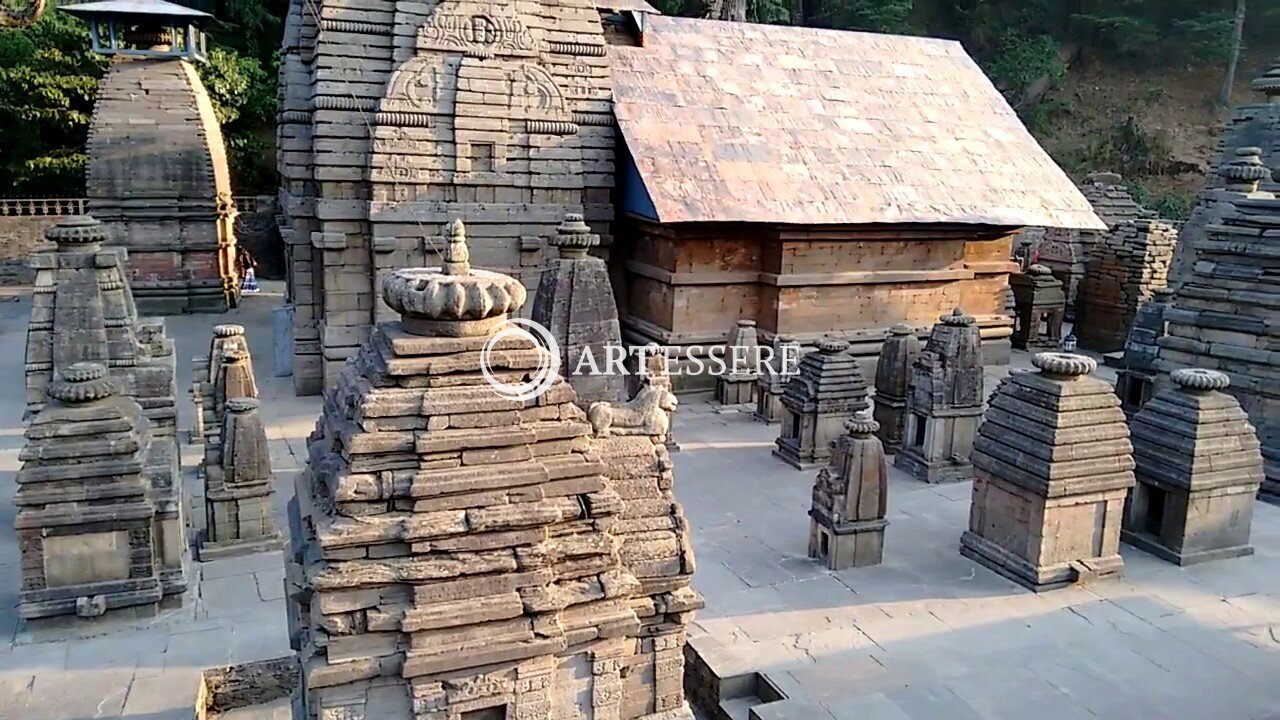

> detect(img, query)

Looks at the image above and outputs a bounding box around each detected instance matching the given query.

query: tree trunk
[1218,0,1247,106]
[720,0,747,22]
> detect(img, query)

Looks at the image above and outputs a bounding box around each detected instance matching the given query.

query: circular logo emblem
[480,318,561,402]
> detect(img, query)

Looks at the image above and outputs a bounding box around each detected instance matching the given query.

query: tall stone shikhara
[1156,163,1280,502]
[809,415,888,570]
[1035,173,1154,312]
[532,213,627,406]
[962,353,1135,591]
[1074,218,1178,353]
[872,325,921,454]
[25,215,179,437]
[86,46,239,313]
[1114,288,1174,419]
[773,337,870,470]
[276,0,615,394]
[286,223,698,719]
[895,310,984,484]
[15,363,187,619]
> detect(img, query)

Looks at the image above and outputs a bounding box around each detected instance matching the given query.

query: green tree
[0,7,104,195]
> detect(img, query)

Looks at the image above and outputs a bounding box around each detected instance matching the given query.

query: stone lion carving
[588,378,678,438]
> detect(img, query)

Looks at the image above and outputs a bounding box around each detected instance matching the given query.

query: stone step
[209,697,291,720]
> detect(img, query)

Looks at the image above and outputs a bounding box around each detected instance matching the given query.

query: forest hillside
[0,0,1276,219]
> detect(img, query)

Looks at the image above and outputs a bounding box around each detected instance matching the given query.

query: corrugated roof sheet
[61,0,212,19]
[609,16,1107,230]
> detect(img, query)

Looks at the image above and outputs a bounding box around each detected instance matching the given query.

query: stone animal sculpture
[1,0,47,28]
[588,378,677,438]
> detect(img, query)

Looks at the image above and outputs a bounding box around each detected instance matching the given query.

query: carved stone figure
[285,221,698,720]
[588,380,677,438]
[809,415,889,570]
[962,353,1135,591]
[774,336,870,470]
[1123,369,1264,565]
[895,310,984,483]
[872,324,921,453]
[15,363,187,619]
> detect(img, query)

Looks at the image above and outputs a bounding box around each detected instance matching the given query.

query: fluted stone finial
[48,362,116,404]
[1028,264,1053,276]
[442,219,470,276]
[1251,60,1280,99]
[1031,352,1097,379]
[46,215,109,248]
[888,324,912,336]
[1221,147,1269,192]
[549,213,599,258]
[817,336,849,354]
[226,396,261,413]
[381,219,528,337]
[844,413,880,435]
[941,308,975,326]
[1171,368,1230,392]
[213,324,245,338]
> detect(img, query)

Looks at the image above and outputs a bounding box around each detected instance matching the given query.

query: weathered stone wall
[0,197,281,285]
[276,0,615,395]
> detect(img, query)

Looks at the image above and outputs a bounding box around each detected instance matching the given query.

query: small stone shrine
[1074,218,1178,353]
[754,334,800,423]
[1009,264,1065,350]
[285,224,698,719]
[191,323,251,443]
[1204,61,1280,195]
[808,414,889,570]
[531,213,626,406]
[1122,369,1264,566]
[895,310,984,483]
[198,397,282,560]
[25,215,179,436]
[1114,289,1174,419]
[715,320,761,405]
[962,353,1135,591]
[15,363,186,619]
[1156,163,1280,502]
[872,324,922,453]
[68,0,240,313]
[774,337,870,470]
[1035,173,1153,312]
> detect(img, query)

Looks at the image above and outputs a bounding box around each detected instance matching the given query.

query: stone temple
[285,224,698,719]
[275,1,1104,394]
[68,0,241,313]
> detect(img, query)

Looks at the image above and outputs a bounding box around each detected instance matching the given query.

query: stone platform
[0,288,1277,720]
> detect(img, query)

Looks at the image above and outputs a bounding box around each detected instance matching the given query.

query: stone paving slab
[0,289,1277,720]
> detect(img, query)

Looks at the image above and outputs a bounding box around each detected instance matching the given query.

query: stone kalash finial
[1220,147,1270,193]
[47,215,110,249]
[808,411,888,570]
[214,324,245,339]
[1251,59,1280,101]
[382,220,527,337]
[549,212,599,259]
[941,307,976,327]
[49,362,117,405]
[1123,367,1263,565]
[818,335,850,354]
[962,349,1134,590]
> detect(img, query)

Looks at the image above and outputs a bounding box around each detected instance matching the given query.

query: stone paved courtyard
[0,287,1277,719]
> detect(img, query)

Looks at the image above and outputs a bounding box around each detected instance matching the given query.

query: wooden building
[608,16,1104,384]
